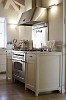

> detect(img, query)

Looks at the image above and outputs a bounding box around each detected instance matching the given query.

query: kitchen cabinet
[6,50,12,81]
[0,49,6,73]
[25,52,62,96]
[25,53,36,92]
[38,54,62,93]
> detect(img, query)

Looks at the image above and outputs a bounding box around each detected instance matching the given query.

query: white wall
[42,0,63,42]
[19,26,32,40]
[24,26,32,40]
[7,24,19,42]
[42,0,62,7]
[0,3,19,42]
[25,0,32,11]
[48,3,63,41]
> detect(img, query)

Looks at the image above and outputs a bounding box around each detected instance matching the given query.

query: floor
[0,74,66,100]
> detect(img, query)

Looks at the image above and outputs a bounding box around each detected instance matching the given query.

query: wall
[48,3,63,41]
[42,0,63,42]
[24,26,32,40]
[0,3,19,42]
[19,26,32,40]
[42,0,62,7]
[25,0,32,11]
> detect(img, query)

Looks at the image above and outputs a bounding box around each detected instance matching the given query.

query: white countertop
[12,50,62,55]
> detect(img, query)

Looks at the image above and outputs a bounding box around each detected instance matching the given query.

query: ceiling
[0,0,63,11]
[0,0,25,11]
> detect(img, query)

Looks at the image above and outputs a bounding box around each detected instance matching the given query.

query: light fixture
[50,0,58,6]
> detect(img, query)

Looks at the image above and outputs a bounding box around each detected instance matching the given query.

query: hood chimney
[32,0,42,7]
[25,0,42,11]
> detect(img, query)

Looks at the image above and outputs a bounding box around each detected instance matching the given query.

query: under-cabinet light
[50,0,58,6]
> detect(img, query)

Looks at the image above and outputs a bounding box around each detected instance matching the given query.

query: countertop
[12,50,62,55]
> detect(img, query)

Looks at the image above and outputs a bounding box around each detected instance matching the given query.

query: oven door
[12,59,25,83]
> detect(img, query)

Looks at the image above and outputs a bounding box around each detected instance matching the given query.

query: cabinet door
[7,56,12,80]
[38,55,60,91]
[26,62,36,91]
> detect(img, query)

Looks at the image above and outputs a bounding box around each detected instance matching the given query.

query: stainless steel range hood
[18,0,48,26]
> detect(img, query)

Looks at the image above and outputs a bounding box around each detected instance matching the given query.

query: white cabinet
[6,50,12,81]
[38,54,62,92]
[25,53,36,91]
[25,52,62,96]
[0,49,6,72]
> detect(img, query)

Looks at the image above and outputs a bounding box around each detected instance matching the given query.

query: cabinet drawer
[26,54,36,62]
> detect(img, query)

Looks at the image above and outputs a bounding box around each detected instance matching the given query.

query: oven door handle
[10,59,26,63]
[10,59,22,62]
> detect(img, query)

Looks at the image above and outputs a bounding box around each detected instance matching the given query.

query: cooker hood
[18,0,48,26]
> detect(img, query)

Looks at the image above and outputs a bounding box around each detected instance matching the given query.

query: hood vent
[18,0,48,26]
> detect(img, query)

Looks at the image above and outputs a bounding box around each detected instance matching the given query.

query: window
[0,17,7,48]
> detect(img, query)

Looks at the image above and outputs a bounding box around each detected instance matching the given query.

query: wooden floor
[0,75,66,100]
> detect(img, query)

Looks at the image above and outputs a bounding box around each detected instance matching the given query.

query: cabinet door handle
[29,56,32,57]
[10,59,15,60]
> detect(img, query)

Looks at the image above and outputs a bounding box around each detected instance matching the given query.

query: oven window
[14,62,22,71]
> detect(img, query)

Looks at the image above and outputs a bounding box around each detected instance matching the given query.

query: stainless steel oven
[12,51,26,83]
